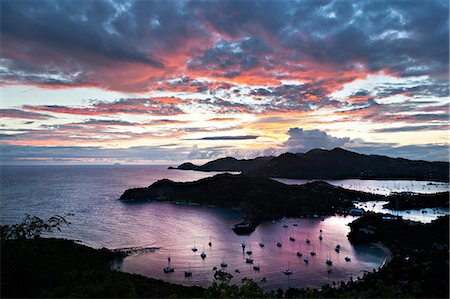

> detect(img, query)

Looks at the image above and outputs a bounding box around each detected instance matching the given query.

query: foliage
[0,213,72,241]
[1,237,204,298]
[204,270,272,298]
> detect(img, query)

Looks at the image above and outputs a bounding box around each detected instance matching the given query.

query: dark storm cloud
[0,0,206,89]
[248,83,342,113]
[192,0,448,78]
[1,0,447,91]
[375,82,449,99]
[187,37,270,76]
[1,0,164,67]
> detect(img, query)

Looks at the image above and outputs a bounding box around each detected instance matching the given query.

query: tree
[204,270,272,298]
[1,213,72,241]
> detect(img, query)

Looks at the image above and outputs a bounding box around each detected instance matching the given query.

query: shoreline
[371,241,393,268]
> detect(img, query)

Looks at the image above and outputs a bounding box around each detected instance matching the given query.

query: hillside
[1,238,204,298]
[120,173,382,231]
[171,148,449,182]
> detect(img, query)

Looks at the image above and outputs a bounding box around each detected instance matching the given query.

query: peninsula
[120,173,382,232]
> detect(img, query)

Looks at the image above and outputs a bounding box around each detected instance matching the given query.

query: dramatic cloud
[1,0,448,91]
[0,0,448,163]
[22,97,185,116]
[284,127,350,151]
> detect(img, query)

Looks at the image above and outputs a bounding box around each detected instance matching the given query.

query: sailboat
[253,263,260,271]
[246,244,253,255]
[184,263,192,277]
[326,252,333,265]
[296,241,302,257]
[335,244,341,253]
[304,257,309,263]
[345,256,351,262]
[163,258,174,273]
[283,261,292,275]
[289,236,296,242]
[192,241,198,252]
[259,237,265,248]
[200,245,206,259]
[221,256,228,268]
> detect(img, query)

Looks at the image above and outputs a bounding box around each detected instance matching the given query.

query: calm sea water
[1,165,446,290]
[353,201,448,223]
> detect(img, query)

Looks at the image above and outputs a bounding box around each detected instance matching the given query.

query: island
[169,148,449,182]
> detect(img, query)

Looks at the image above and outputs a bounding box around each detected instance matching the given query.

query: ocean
[1,165,447,290]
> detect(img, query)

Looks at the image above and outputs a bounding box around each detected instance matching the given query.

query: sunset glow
[1,0,448,164]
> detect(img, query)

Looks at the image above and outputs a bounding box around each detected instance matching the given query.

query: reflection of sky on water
[354,201,448,223]
[3,166,440,290]
[275,178,449,195]
[120,211,386,291]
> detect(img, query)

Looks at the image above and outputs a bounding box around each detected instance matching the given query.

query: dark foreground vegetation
[2,212,448,298]
[1,216,203,298]
[171,147,449,182]
[341,214,449,298]
[1,238,205,298]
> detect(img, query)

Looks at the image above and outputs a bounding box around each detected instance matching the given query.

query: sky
[0,0,449,164]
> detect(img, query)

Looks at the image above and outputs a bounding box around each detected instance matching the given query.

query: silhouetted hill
[172,148,449,182]
[120,173,381,229]
[171,156,273,172]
